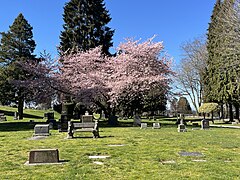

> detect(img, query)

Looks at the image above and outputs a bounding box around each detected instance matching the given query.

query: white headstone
[152,123,160,129]
[140,123,147,129]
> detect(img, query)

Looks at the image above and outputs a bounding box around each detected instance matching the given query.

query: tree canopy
[59,0,114,56]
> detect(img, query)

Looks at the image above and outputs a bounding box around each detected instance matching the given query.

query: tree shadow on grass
[0,109,43,119]
[0,122,45,132]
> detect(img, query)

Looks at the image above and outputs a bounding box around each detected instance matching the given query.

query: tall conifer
[59,0,114,55]
[0,13,36,119]
[206,0,240,120]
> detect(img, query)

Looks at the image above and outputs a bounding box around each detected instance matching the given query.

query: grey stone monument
[201,119,209,130]
[152,122,161,129]
[178,119,187,132]
[28,149,59,164]
[33,124,50,136]
[14,112,18,120]
[140,123,147,129]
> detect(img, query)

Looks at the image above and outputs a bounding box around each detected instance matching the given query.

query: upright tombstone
[0,113,6,121]
[59,95,74,132]
[14,111,19,120]
[140,123,147,129]
[201,119,209,130]
[59,114,69,132]
[178,119,187,132]
[133,113,141,126]
[82,114,93,122]
[28,149,59,164]
[101,110,105,119]
[152,122,161,129]
[44,112,54,121]
[33,124,50,136]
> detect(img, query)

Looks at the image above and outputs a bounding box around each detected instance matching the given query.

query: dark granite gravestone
[33,124,50,136]
[44,112,54,121]
[28,149,59,163]
[201,119,209,130]
[59,114,70,132]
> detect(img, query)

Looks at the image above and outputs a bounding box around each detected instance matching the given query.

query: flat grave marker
[179,151,204,157]
[89,155,110,159]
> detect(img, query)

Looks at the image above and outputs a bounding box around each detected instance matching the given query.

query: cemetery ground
[0,106,239,179]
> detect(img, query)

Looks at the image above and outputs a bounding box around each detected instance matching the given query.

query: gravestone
[140,123,147,129]
[201,119,209,130]
[133,114,141,126]
[28,149,59,164]
[178,119,187,132]
[59,114,69,132]
[152,122,161,129]
[179,151,203,157]
[49,122,53,129]
[82,115,93,122]
[0,113,6,121]
[33,124,50,136]
[14,112,18,120]
[192,122,198,126]
[44,112,54,121]
[101,110,105,119]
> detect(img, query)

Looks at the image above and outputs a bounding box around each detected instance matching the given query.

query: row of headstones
[140,119,210,132]
[0,113,7,121]
[178,119,209,132]
[141,122,161,129]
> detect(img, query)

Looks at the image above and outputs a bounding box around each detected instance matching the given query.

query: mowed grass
[0,107,239,179]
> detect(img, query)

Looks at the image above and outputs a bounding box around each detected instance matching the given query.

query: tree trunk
[220,104,224,120]
[18,96,24,120]
[107,107,118,126]
[234,104,239,120]
[229,103,233,122]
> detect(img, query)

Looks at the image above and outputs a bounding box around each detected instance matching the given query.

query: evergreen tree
[205,0,223,103]
[206,0,240,121]
[177,97,192,114]
[59,0,114,55]
[0,13,36,119]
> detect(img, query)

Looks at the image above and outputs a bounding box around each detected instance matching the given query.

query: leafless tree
[174,37,207,113]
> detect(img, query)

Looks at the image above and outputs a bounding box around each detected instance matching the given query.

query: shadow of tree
[0,122,46,131]
[0,109,43,119]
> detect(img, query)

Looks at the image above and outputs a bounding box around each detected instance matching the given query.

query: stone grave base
[24,161,65,166]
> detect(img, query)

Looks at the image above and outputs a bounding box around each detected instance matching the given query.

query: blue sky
[0,0,215,63]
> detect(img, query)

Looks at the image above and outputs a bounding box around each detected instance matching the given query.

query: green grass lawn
[0,107,239,179]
